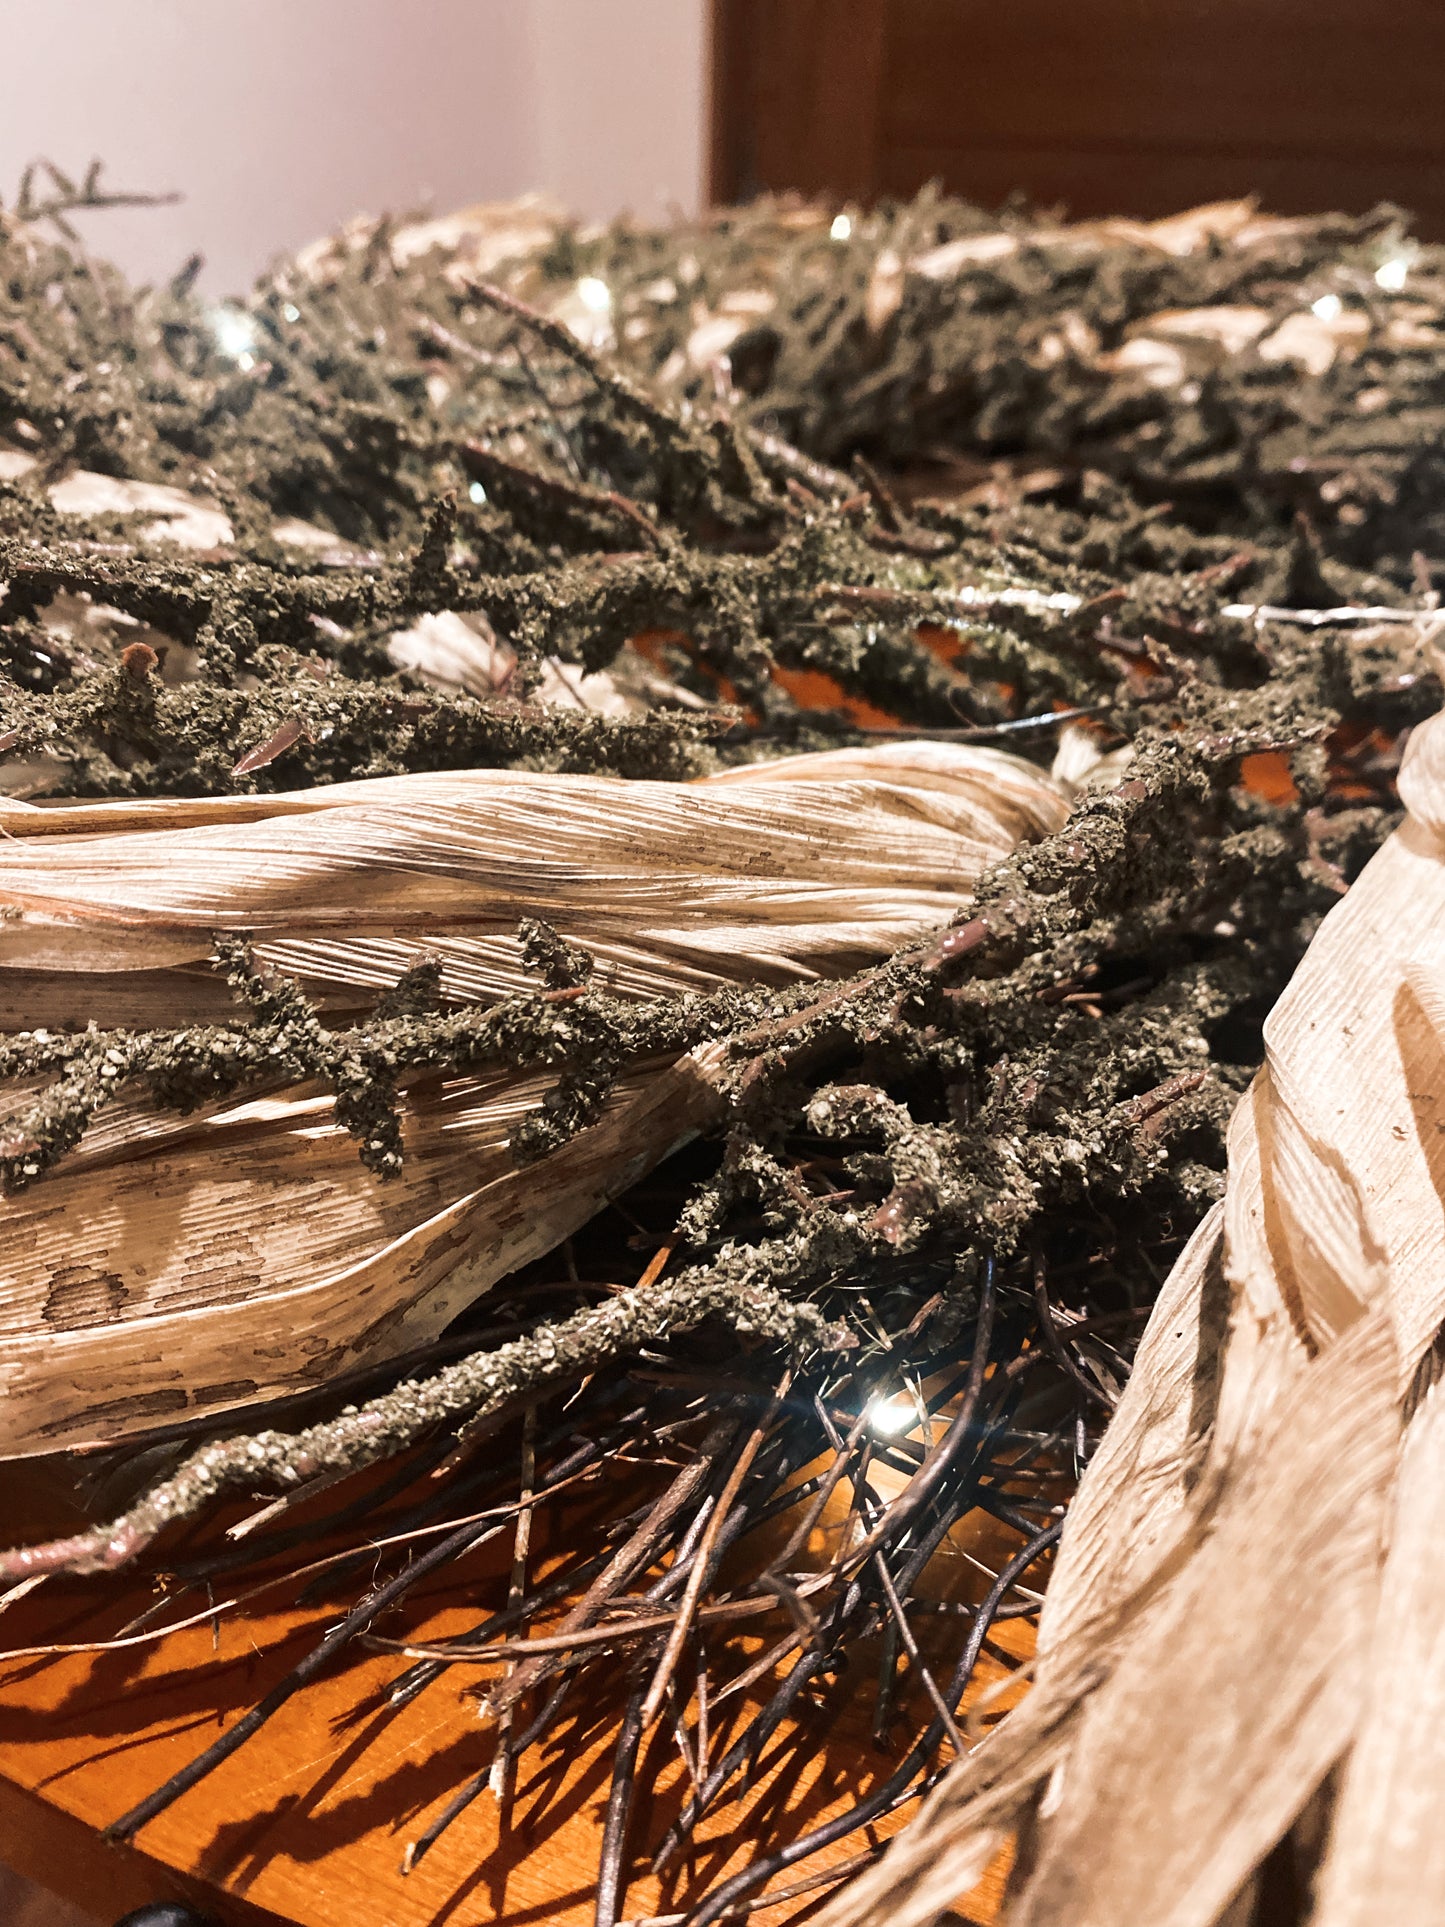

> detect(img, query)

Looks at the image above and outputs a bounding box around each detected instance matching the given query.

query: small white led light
[282,302,301,323]
[210,306,259,362]
[867,1393,915,1437]
[830,213,853,242]
[1311,293,1343,321]
[468,480,487,505]
[576,275,612,315]
[1375,255,1410,292]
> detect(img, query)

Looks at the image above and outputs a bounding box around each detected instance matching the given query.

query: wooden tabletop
[0,1464,1024,1927]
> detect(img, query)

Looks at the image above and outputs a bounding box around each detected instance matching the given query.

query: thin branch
[638,1376,787,1729]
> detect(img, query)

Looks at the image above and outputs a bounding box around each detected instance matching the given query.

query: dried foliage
[0,185,1442,1925]
[829,711,1445,1927]
[0,740,1064,1452]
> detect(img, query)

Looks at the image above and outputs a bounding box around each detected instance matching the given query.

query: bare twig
[638,1376,787,1729]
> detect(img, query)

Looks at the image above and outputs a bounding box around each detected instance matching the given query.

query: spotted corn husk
[0,741,1066,1458]
[823,708,1445,1927]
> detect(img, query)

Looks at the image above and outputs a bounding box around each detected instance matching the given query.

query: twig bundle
[0,739,1064,1452]
[827,705,1445,1927]
[0,178,1441,1926]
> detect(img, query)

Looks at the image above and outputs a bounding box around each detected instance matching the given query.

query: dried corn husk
[907,199,1321,283]
[824,709,1445,1927]
[0,741,1062,996]
[287,192,565,292]
[382,605,701,714]
[0,742,1066,1457]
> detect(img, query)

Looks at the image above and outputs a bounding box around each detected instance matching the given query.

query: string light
[829,213,852,242]
[209,305,259,370]
[866,1393,915,1437]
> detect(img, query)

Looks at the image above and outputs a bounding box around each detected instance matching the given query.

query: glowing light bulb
[282,302,301,323]
[830,213,853,242]
[468,480,487,505]
[1311,293,1342,321]
[576,275,612,315]
[210,306,259,364]
[1375,255,1410,292]
[867,1393,915,1437]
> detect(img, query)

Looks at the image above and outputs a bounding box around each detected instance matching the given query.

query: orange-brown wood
[0,1465,1025,1926]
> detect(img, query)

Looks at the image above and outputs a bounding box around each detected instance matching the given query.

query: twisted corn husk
[0,742,1066,1457]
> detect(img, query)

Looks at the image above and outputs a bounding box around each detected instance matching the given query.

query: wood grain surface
[0,1461,1025,1927]
[0,1863,96,1927]
[711,0,1445,236]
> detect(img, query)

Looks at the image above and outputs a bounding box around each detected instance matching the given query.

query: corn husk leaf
[0,742,1064,998]
[0,742,1066,1456]
[823,710,1445,1927]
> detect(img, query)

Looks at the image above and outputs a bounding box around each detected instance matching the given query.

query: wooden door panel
[712,0,1445,234]
[885,1,1445,159]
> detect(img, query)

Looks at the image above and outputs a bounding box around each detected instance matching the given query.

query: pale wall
[0,0,706,294]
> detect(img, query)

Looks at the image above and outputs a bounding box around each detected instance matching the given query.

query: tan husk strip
[0,741,1066,1457]
[0,741,1059,991]
[0,1054,725,1459]
[822,708,1445,1927]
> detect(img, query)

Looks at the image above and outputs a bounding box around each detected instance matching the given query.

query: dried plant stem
[3,181,1440,1926]
[106,1507,511,1843]
[850,1259,997,1570]
[487,1404,537,1806]
[638,1379,787,1730]
[687,1518,1062,1927]
[0,1271,833,1581]
[597,1666,652,1927]
[1032,1246,1114,1412]
[873,1553,966,1756]
[484,1408,737,1722]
